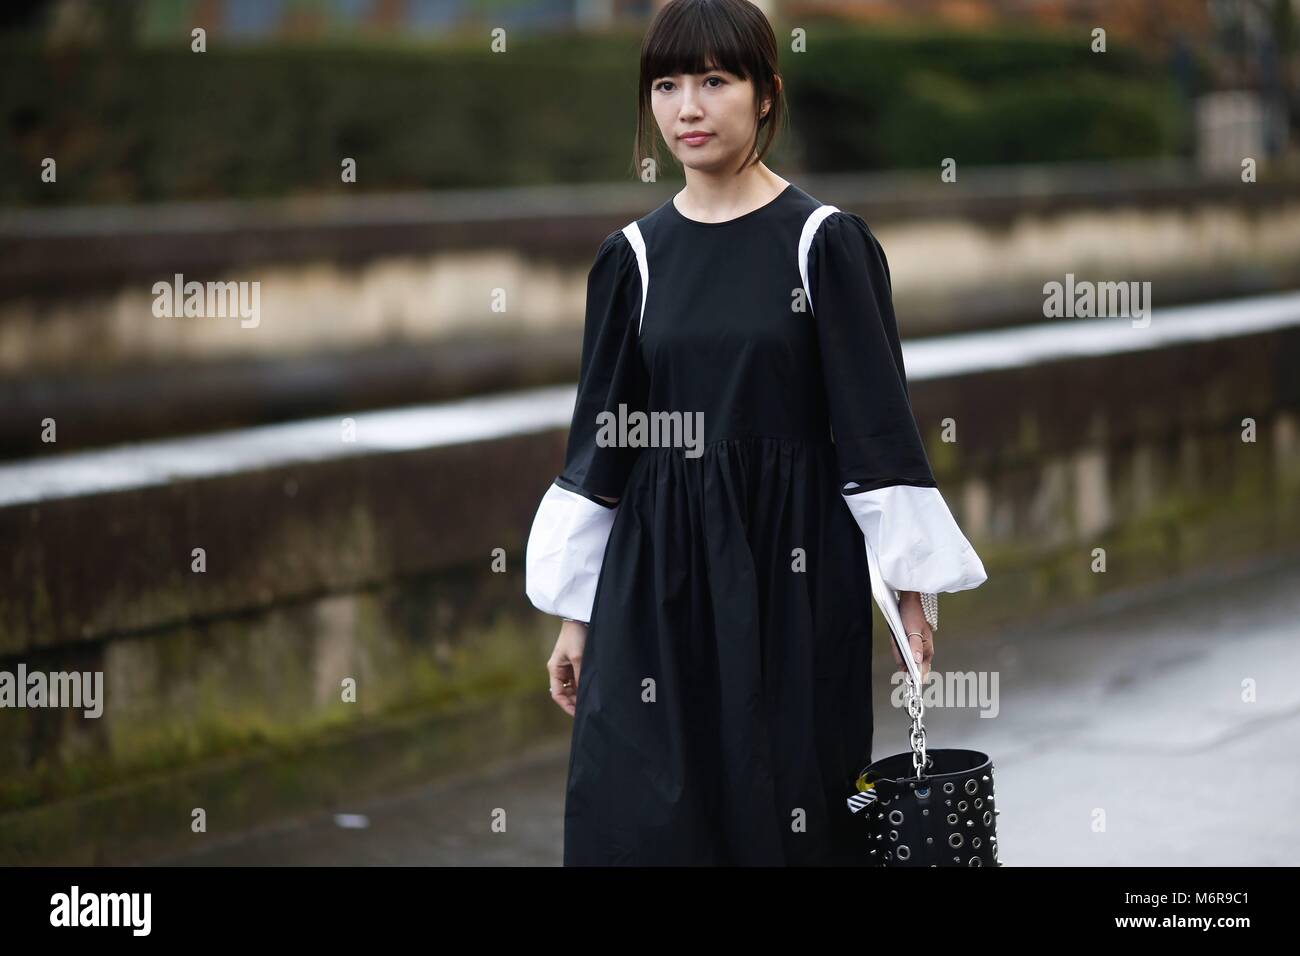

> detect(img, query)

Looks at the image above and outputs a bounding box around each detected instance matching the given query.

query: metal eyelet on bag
[889,830,899,841]
[983,811,993,826]
[969,856,982,866]
[943,782,955,794]
[888,809,905,826]
[965,779,979,794]
[958,800,968,811]
[895,844,911,861]
[972,837,982,848]
[915,787,930,798]
[974,798,983,808]
[948,832,963,848]
[947,813,958,825]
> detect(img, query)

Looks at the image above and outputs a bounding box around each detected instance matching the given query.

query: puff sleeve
[806,211,987,622]
[524,229,648,623]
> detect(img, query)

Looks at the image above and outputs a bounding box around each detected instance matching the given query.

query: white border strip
[904,290,1300,381]
[622,221,649,334]
[2,290,1297,508]
[0,387,578,508]
[797,203,840,315]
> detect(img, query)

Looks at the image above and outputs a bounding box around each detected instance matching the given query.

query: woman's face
[650,63,769,173]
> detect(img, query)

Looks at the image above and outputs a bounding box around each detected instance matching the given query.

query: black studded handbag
[846,544,1001,866]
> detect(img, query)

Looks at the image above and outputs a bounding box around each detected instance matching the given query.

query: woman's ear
[759,74,781,117]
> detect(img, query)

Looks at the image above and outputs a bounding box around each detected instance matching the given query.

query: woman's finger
[548,658,576,714]
[550,677,575,715]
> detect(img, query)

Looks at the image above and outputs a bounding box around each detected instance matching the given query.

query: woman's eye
[653,76,722,93]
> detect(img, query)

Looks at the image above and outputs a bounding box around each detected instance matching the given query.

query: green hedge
[0,23,1192,206]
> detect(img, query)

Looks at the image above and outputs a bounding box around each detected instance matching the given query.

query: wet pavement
[151,550,1300,866]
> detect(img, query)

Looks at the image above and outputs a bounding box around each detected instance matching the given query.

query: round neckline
[669,182,795,227]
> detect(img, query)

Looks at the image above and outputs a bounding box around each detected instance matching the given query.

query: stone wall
[2,306,1297,863]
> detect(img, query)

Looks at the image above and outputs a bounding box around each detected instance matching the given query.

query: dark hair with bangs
[632,0,786,179]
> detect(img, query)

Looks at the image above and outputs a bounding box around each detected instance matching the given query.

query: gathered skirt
[563,435,876,866]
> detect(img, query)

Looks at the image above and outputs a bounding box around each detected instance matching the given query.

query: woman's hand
[890,591,933,683]
[547,619,588,716]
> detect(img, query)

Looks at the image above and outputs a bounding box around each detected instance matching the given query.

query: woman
[525,0,987,866]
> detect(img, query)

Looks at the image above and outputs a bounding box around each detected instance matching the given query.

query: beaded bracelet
[920,592,939,632]
[893,590,940,632]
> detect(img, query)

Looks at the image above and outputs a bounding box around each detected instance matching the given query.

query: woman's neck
[675,165,790,223]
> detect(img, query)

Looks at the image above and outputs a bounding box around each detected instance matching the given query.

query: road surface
[151,549,1300,866]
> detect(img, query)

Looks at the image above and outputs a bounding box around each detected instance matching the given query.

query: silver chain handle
[903,664,928,778]
[867,541,933,781]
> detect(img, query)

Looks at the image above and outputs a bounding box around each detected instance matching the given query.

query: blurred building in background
[6,0,1286,48]
[32,0,658,40]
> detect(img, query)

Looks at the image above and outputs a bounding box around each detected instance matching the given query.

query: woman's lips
[680,133,713,146]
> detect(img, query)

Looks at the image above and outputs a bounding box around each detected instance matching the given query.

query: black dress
[525,181,987,865]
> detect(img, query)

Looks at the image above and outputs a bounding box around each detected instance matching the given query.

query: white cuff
[525,481,619,623]
[841,483,987,594]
